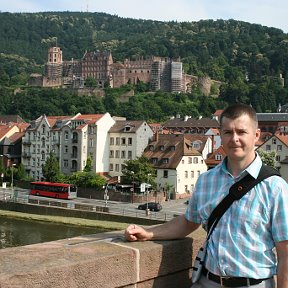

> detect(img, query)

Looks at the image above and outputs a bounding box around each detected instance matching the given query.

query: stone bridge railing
[0,230,202,288]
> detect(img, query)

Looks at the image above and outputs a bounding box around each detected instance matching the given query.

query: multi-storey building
[108,120,153,177]
[21,113,115,180]
[144,134,207,197]
[257,132,288,171]
[22,115,72,180]
[81,50,113,88]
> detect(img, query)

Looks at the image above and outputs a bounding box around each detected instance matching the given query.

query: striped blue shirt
[185,154,288,278]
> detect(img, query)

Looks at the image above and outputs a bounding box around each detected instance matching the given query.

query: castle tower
[44,47,63,86]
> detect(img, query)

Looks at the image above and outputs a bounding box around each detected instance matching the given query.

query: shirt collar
[220,153,262,179]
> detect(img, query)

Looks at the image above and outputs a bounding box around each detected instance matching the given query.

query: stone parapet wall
[0,230,199,288]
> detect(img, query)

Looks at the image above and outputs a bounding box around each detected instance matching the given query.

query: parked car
[137,202,162,212]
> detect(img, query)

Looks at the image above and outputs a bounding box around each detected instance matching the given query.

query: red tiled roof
[46,116,72,127]
[275,132,288,146]
[74,114,104,124]
[144,134,201,169]
[9,132,25,143]
[205,146,226,166]
[214,110,223,116]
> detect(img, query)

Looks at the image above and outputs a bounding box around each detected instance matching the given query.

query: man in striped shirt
[125,103,288,287]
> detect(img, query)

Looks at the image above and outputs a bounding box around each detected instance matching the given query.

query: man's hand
[124,224,153,242]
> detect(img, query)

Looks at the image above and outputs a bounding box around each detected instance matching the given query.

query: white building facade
[108,121,153,177]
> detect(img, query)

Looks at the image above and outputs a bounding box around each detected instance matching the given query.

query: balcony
[22,152,31,158]
[22,141,31,146]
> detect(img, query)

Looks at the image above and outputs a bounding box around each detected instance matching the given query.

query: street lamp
[131,171,134,204]
[11,164,16,201]
[103,184,109,208]
[0,155,4,187]
[146,173,151,216]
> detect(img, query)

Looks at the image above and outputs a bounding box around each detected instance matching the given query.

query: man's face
[220,114,261,163]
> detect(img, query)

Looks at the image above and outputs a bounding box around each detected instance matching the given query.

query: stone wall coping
[0,230,201,288]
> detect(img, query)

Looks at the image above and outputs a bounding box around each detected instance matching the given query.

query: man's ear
[255,128,261,140]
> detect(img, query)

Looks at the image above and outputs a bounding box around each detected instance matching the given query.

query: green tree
[85,76,98,88]
[15,163,29,180]
[42,152,62,182]
[83,156,93,172]
[67,171,105,189]
[122,156,156,185]
[257,149,277,168]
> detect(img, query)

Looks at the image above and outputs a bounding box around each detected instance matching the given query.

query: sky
[1,0,288,33]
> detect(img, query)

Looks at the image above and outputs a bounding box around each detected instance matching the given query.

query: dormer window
[162,158,169,164]
[152,158,158,164]
[160,145,165,151]
[149,145,154,151]
[171,146,176,151]
[215,154,222,161]
[124,125,131,132]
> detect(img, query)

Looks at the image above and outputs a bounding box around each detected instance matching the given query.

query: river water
[0,216,104,249]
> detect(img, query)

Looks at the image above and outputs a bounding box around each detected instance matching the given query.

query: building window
[89,139,94,147]
[121,138,126,145]
[65,131,69,140]
[191,171,194,178]
[63,160,68,168]
[266,145,271,151]
[197,170,200,177]
[72,132,78,143]
[185,185,188,192]
[163,170,168,178]
[115,164,119,172]
[215,154,222,161]
[109,150,114,158]
[193,157,198,164]
[188,157,192,164]
[115,150,120,158]
[152,158,158,164]
[128,137,132,145]
[185,171,188,178]
[190,184,194,192]
[110,137,114,145]
[272,139,277,144]
[116,137,120,145]
[64,145,68,153]
[277,145,282,151]
[109,164,113,171]
[128,151,132,159]
[276,155,281,162]
[121,151,126,158]
[160,145,164,151]
[163,158,169,164]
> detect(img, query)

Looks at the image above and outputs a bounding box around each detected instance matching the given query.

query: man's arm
[124,214,200,242]
[276,240,288,287]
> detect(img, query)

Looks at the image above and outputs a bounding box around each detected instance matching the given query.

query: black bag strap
[207,164,280,237]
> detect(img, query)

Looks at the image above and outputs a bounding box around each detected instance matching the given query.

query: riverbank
[0,209,130,231]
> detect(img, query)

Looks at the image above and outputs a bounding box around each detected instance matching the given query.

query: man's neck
[227,154,256,178]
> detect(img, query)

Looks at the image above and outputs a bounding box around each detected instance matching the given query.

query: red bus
[30,182,77,199]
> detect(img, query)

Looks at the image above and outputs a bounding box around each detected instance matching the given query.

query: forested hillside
[1,11,288,120]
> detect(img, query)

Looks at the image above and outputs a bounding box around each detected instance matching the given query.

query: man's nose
[231,132,239,142]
